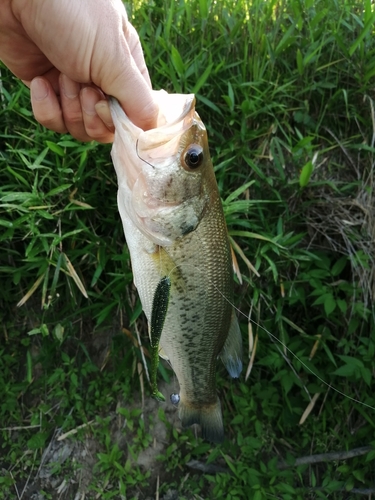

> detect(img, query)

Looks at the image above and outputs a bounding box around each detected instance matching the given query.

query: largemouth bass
[110,91,242,443]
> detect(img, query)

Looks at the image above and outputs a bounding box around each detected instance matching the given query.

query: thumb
[105,74,158,132]
[97,20,158,130]
[99,57,158,131]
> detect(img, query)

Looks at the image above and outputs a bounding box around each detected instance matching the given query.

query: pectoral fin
[220,310,243,378]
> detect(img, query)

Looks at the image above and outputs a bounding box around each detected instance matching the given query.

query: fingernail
[81,87,101,116]
[61,75,79,99]
[31,78,48,101]
[95,101,114,129]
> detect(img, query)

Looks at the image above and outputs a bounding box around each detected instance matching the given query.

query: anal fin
[220,310,243,378]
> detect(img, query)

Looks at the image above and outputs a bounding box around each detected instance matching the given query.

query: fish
[110,90,242,443]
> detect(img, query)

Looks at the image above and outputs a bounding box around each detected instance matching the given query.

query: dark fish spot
[181,222,196,236]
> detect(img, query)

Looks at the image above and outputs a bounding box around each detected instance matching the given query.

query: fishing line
[135,139,155,169]
[129,143,374,412]
[160,257,375,412]
[244,315,375,411]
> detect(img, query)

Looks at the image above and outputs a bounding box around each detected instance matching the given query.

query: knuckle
[36,115,67,134]
[65,111,84,126]
[85,126,113,143]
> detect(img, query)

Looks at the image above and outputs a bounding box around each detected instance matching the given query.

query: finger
[98,19,158,131]
[30,77,67,134]
[34,67,61,94]
[102,58,158,132]
[60,75,114,143]
[80,87,114,143]
[59,74,92,142]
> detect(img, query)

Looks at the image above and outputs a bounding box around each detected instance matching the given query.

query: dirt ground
[12,377,191,500]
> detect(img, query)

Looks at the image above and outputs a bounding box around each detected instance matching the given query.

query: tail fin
[179,398,224,443]
[220,310,243,378]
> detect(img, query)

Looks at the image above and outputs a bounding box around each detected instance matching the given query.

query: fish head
[111,91,215,246]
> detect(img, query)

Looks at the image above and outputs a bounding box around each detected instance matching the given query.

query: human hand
[0,0,158,142]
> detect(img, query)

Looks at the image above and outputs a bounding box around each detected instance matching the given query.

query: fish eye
[182,144,204,170]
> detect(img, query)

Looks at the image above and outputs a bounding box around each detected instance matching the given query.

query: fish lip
[109,96,142,137]
[137,93,198,159]
[110,92,200,184]
[110,92,196,141]
[156,93,196,130]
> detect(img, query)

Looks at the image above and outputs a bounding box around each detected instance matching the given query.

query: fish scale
[110,91,243,442]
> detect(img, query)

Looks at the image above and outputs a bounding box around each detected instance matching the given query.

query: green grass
[1,0,375,498]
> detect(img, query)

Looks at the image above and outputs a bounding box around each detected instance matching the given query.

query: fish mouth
[110,91,197,148]
[110,92,201,184]
[136,92,199,164]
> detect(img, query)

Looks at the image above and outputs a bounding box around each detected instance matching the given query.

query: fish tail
[179,398,224,443]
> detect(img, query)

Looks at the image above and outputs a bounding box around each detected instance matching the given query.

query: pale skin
[0,0,158,142]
